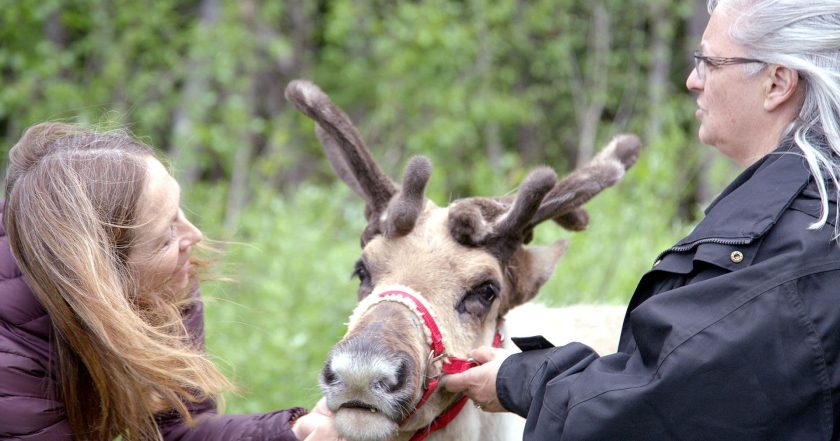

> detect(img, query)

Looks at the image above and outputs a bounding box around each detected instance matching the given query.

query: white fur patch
[331,351,400,389]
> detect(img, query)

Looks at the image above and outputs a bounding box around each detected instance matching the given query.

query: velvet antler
[530,134,640,228]
[285,80,431,244]
[449,134,641,261]
[384,156,432,237]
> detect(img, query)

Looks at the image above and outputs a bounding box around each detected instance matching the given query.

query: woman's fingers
[293,397,343,440]
[441,346,510,412]
[468,346,503,364]
[312,397,333,416]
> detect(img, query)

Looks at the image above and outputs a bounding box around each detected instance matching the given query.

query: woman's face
[127,157,202,294]
[685,8,770,166]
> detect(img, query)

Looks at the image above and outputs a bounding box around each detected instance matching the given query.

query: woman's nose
[179,215,203,250]
[686,66,703,92]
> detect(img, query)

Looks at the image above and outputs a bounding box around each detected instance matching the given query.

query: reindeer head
[285,80,640,441]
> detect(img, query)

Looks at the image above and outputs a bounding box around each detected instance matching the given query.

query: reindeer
[284,79,639,441]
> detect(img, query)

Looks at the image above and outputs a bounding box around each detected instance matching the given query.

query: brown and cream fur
[285,80,639,441]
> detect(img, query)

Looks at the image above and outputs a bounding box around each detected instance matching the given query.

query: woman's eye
[165,225,176,245]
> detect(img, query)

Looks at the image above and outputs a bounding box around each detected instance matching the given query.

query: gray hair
[709,0,840,235]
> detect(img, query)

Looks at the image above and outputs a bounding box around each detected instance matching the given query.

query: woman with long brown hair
[0,122,339,440]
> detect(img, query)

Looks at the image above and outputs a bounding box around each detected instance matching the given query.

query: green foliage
[536,122,708,306]
[197,183,366,411]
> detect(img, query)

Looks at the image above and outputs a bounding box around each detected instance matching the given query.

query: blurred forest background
[0,0,736,413]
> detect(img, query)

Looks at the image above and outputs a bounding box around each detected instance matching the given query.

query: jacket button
[730,250,744,263]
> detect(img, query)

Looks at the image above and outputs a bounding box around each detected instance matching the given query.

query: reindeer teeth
[339,400,381,414]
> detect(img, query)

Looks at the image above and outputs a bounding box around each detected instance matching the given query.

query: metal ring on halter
[422,349,448,390]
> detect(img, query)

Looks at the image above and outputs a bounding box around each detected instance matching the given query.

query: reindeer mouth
[334,399,400,441]
[339,400,382,414]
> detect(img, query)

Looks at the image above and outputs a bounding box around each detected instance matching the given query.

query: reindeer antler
[285,80,431,244]
[384,156,432,237]
[285,80,397,212]
[449,134,641,261]
[530,134,640,228]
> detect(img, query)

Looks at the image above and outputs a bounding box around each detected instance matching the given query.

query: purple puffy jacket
[0,207,306,440]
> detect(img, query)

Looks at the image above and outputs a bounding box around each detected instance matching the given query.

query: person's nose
[686,66,703,92]
[179,214,203,250]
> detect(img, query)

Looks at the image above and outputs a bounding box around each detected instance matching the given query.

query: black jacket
[497,147,840,440]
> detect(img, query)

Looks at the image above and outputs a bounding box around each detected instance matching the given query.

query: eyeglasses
[692,51,765,81]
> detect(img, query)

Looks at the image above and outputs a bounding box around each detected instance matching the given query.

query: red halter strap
[372,290,503,441]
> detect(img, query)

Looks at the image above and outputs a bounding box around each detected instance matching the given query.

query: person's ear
[763,65,800,112]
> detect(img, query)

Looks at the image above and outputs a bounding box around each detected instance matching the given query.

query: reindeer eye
[351,260,372,295]
[351,260,369,282]
[456,280,500,317]
[474,281,499,304]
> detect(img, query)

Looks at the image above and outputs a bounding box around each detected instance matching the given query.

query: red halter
[370,290,503,441]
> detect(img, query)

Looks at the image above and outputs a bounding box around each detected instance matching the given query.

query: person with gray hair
[444,1,840,439]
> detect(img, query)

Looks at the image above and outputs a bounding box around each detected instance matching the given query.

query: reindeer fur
[284,79,640,441]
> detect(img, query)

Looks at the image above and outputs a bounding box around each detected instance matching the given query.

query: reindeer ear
[500,239,568,316]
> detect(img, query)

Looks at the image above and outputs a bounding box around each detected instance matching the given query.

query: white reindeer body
[284,80,640,441]
[505,302,627,356]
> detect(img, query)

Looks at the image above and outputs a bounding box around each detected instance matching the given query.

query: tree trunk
[573,4,610,167]
[471,0,502,171]
[224,116,255,231]
[45,8,67,50]
[645,1,671,142]
[223,0,263,231]
[168,0,220,186]
[268,0,317,189]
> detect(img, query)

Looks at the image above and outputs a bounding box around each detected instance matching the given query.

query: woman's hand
[292,397,345,441]
[442,346,509,412]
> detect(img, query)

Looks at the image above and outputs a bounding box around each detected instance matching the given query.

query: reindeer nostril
[322,345,415,403]
[388,357,410,393]
[371,356,411,393]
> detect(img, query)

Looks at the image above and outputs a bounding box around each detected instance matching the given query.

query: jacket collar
[674,144,811,248]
